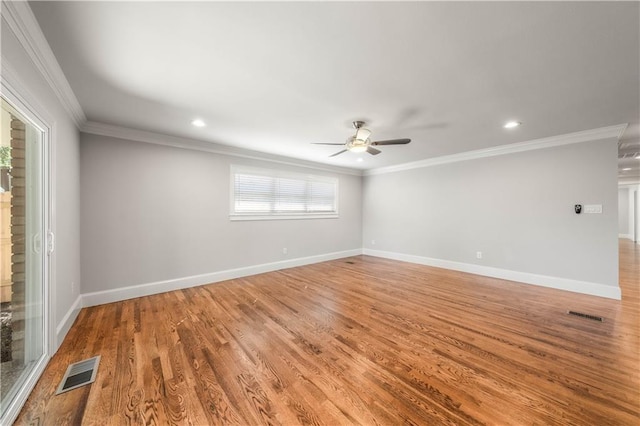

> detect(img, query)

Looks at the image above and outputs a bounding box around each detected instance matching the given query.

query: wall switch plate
[584,204,603,214]
[476,251,482,259]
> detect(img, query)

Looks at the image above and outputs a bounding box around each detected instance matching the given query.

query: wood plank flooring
[16,241,640,425]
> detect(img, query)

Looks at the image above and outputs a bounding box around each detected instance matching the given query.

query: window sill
[230,214,339,221]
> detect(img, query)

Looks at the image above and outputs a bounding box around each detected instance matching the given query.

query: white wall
[632,186,640,243]
[1,15,81,349]
[619,187,630,237]
[636,188,640,243]
[619,185,640,241]
[363,138,620,298]
[80,133,362,301]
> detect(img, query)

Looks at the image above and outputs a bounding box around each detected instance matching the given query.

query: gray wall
[363,139,619,288]
[1,20,81,347]
[80,133,362,293]
[618,187,630,236]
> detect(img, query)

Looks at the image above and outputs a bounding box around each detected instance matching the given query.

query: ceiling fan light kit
[313,121,411,158]
[347,141,368,153]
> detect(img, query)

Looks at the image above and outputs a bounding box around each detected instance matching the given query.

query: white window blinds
[230,166,338,220]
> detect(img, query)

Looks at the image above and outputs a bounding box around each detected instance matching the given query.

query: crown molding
[1,0,86,127]
[81,121,363,176]
[365,124,628,176]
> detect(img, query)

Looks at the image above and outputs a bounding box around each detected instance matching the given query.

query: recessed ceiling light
[503,121,521,129]
[636,154,640,160]
[622,168,632,171]
[191,119,206,127]
[356,158,364,162]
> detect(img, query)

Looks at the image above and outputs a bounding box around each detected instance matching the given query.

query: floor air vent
[56,355,101,395]
[568,311,604,322]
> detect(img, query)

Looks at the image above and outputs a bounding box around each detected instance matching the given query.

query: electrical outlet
[371,240,376,245]
[282,247,287,255]
[71,281,76,293]
[476,251,482,259]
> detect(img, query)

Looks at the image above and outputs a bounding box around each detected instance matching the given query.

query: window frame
[229,165,339,221]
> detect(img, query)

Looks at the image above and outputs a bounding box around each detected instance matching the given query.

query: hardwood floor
[16,241,640,425]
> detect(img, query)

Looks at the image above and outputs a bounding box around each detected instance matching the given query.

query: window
[230,165,338,220]
[1,94,49,424]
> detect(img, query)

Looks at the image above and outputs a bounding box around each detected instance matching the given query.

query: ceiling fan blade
[312,142,346,145]
[371,138,411,146]
[367,146,381,155]
[329,149,348,157]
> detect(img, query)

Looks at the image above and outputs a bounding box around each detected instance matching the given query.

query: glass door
[0,97,47,419]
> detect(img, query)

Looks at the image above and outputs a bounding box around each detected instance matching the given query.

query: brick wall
[10,117,25,365]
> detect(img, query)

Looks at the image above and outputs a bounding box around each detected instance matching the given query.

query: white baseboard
[75,245,623,313]
[619,234,633,240]
[55,294,82,350]
[58,246,622,354]
[82,249,362,307]
[363,248,621,300]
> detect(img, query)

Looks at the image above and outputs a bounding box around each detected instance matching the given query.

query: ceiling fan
[313,121,411,157]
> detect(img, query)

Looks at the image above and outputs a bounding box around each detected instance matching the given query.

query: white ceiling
[29,1,640,174]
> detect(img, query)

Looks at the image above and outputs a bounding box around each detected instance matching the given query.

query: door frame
[634,189,639,243]
[0,64,54,425]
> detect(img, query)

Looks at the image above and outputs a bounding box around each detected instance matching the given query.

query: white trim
[80,246,623,309]
[0,65,54,426]
[81,249,362,307]
[366,124,628,176]
[55,295,82,348]
[1,1,86,127]
[2,58,59,355]
[363,248,622,300]
[0,351,49,426]
[619,234,633,240]
[82,121,362,176]
[230,214,339,221]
